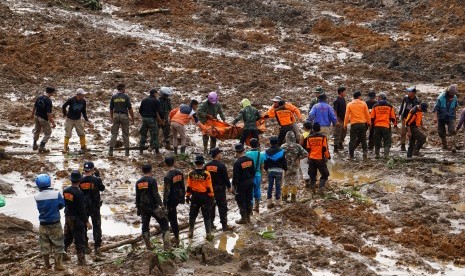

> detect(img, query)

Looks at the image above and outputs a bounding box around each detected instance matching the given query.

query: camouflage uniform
[159,95,172,148]
[197,100,226,153]
[39,223,65,255]
[281,131,307,202]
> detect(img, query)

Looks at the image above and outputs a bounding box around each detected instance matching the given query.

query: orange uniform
[264,103,301,126]
[405,106,423,127]
[344,99,371,128]
[371,102,397,128]
[306,133,330,160]
[186,169,214,198]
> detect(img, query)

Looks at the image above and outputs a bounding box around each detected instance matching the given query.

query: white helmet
[160,87,172,96]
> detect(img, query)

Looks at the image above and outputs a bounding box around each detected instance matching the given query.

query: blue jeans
[267,171,283,200]
[251,175,262,204]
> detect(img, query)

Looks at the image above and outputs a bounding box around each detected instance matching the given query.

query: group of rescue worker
[31,83,461,270]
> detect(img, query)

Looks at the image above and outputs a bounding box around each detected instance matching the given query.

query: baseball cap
[271,96,283,102]
[210,147,222,158]
[69,170,82,182]
[234,143,245,152]
[76,88,87,95]
[83,161,94,171]
[194,155,205,164]
[406,86,417,93]
[314,86,325,94]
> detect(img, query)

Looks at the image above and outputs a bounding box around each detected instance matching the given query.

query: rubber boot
[205,220,213,241]
[319,179,327,195]
[441,137,448,150]
[38,142,50,153]
[43,254,52,269]
[281,186,289,203]
[384,148,390,159]
[451,135,457,153]
[304,179,311,189]
[222,222,235,231]
[363,151,368,160]
[333,144,339,153]
[85,245,92,255]
[173,234,180,248]
[33,140,38,150]
[54,254,65,271]
[162,231,172,250]
[338,143,344,150]
[109,147,114,157]
[180,146,186,154]
[290,186,297,203]
[125,148,129,156]
[266,199,274,209]
[142,232,153,250]
[62,251,70,262]
[174,147,178,155]
[235,210,248,224]
[63,137,70,154]
[94,246,104,257]
[188,219,195,239]
[374,148,380,159]
[275,198,282,207]
[77,253,87,266]
[400,144,406,152]
[139,146,144,154]
[253,200,260,213]
[79,136,86,153]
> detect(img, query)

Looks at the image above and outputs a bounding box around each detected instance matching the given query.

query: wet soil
[1,0,465,275]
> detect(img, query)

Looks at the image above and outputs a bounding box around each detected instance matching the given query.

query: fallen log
[127,8,170,17]
[100,222,189,253]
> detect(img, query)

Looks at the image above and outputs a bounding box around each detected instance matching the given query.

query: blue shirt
[245,150,265,176]
[308,102,337,127]
[34,189,65,224]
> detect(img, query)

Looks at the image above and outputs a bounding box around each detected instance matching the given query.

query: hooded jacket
[281,131,307,165]
[233,99,261,130]
[264,145,287,171]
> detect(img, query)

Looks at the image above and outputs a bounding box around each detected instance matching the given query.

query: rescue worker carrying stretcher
[186,155,215,241]
[263,96,302,146]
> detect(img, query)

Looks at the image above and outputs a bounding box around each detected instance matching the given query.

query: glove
[137,209,141,216]
[94,168,100,177]
[185,196,191,204]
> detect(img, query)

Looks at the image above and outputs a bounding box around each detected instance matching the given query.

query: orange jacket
[264,103,300,126]
[405,106,423,127]
[306,132,330,160]
[370,102,397,128]
[344,99,371,128]
[186,169,214,197]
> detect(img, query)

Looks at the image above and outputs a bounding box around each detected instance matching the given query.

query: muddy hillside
[1,0,465,275]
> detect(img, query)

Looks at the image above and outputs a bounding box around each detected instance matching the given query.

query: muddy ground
[1,0,465,275]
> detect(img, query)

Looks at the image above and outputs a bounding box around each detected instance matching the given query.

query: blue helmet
[36,174,51,189]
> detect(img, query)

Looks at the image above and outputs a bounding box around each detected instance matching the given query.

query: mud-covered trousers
[189,192,213,232]
[235,182,253,217]
[141,207,170,233]
[166,203,180,239]
[211,186,228,226]
[139,117,159,150]
[39,222,65,255]
[85,207,102,249]
[407,126,426,158]
[308,159,330,188]
[64,216,86,255]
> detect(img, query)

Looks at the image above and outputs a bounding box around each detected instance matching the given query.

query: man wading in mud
[232,143,255,224]
[62,88,92,154]
[205,147,234,231]
[138,88,164,155]
[158,87,173,150]
[135,164,171,250]
[406,103,429,158]
[63,170,92,266]
[344,91,371,160]
[398,86,420,152]
[109,83,135,157]
[80,161,105,257]
[163,156,185,247]
[434,84,459,153]
[306,122,330,195]
[281,131,307,203]
[31,87,56,153]
[186,155,215,241]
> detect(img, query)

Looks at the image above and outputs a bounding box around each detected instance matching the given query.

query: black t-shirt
[79,175,105,210]
[63,186,87,221]
[110,92,132,114]
[204,160,231,191]
[163,169,185,205]
[34,95,53,121]
[62,96,88,121]
[135,176,162,212]
[139,96,163,119]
